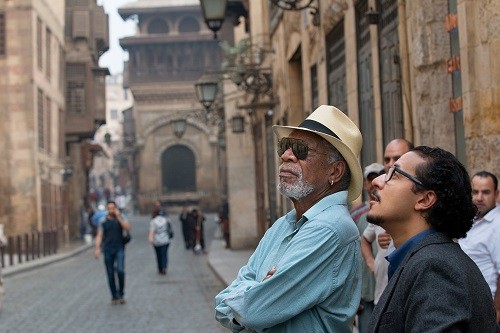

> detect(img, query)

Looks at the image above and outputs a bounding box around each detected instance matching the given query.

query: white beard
[278,168,314,200]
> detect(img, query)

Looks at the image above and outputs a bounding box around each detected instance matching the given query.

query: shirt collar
[387,229,436,279]
[285,191,348,229]
[476,204,500,223]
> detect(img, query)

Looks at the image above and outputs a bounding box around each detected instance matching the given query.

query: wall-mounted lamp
[194,73,220,110]
[270,0,320,27]
[366,7,380,25]
[199,0,228,39]
[172,119,187,138]
[59,164,73,182]
[231,115,245,133]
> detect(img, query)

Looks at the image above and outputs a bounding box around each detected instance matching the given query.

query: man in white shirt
[459,171,500,323]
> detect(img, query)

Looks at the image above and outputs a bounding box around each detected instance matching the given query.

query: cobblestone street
[0,213,227,333]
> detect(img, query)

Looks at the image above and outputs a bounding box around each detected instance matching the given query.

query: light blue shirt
[215,191,361,333]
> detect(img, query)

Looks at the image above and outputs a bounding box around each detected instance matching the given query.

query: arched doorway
[161,145,196,193]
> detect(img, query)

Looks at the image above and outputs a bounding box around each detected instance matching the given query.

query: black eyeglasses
[385,166,425,187]
[277,137,327,160]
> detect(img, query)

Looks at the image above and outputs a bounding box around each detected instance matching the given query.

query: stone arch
[148,17,169,34]
[178,16,200,33]
[160,144,196,193]
[141,113,211,140]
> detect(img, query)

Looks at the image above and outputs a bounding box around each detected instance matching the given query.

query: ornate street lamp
[270,0,320,26]
[194,73,220,110]
[172,119,187,138]
[199,0,228,39]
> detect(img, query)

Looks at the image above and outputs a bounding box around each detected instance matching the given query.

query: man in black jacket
[366,146,498,332]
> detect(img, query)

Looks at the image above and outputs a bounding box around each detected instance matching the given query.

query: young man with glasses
[367,146,498,332]
[215,105,363,332]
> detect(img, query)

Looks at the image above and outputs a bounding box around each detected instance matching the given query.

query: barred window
[0,13,5,56]
[46,96,51,153]
[37,17,43,70]
[66,63,86,113]
[38,89,44,149]
[46,28,51,81]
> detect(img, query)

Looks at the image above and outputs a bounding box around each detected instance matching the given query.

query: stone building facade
[0,1,67,237]
[118,0,243,214]
[0,0,109,243]
[216,0,500,248]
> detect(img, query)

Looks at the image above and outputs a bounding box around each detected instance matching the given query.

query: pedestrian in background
[350,163,384,332]
[148,207,172,275]
[94,201,131,305]
[188,209,206,254]
[215,105,363,332]
[459,170,500,323]
[179,205,191,249]
[367,146,498,332]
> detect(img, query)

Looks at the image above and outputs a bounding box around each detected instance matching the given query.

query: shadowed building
[118,0,240,213]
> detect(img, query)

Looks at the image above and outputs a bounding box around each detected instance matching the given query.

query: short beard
[366,214,385,227]
[278,173,314,200]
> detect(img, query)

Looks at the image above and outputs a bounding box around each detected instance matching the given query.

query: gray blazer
[368,232,499,333]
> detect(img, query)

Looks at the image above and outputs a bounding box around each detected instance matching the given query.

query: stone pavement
[207,237,253,286]
[1,216,253,288]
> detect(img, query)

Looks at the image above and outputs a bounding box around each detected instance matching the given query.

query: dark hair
[473,171,498,190]
[107,200,117,207]
[411,146,476,239]
[152,207,161,218]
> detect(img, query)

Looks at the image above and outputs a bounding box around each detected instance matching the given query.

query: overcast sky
[98,0,138,75]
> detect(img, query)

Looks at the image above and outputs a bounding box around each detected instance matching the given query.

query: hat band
[297,119,341,140]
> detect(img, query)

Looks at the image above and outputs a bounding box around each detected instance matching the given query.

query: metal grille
[66,63,86,113]
[38,89,44,149]
[356,0,376,167]
[378,0,403,146]
[0,13,5,56]
[326,20,347,113]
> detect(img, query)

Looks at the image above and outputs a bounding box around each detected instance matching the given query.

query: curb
[2,243,93,278]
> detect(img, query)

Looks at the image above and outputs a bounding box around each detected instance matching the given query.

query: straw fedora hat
[273,105,363,201]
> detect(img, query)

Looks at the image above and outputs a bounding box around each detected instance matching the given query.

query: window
[110,109,118,120]
[46,28,51,81]
[310,65,318,110]
[38,89,44,149]
[66,63,86,113]
[178,17,200,33]
[37,17,43,70]
[46,96,51,153]
[0,13,6,56]
[148,18,168,34]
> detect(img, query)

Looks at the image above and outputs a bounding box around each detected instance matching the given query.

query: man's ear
[415,190,437,211]
[329,161,347,184]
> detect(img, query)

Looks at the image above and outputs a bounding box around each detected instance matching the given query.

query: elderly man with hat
[215,105,363,332]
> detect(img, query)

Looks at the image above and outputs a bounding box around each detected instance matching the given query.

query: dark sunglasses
[277,137,327,160]
[385,165,425,187]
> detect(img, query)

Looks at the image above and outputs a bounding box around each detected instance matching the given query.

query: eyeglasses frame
[385,165,425,187]
[277,137,328,160]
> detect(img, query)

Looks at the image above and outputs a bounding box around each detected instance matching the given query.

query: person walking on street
[215,105,363,332]
[459,171,500,323]
[94,201,131,305]
[148,207,172,275]
[366,146,498,332]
